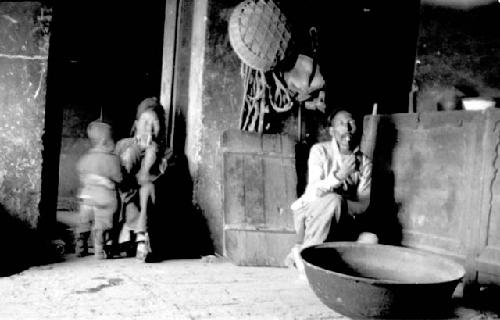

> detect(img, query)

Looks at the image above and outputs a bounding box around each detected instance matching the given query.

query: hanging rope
[239,62,295,132]
[270,71,294,113]
[239,63,268,131]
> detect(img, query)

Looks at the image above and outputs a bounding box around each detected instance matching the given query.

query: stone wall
[0,2,56,275]
[0,2,51,228]
[191,0,242,253]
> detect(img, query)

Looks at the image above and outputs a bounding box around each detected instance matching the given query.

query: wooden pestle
[360,103,379,160]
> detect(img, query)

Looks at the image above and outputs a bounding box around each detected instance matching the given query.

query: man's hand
[315,186,330,197]
[336,154,356,181]
[121,146,141,173]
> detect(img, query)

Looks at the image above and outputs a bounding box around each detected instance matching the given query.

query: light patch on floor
[0,255,498,319]
[0,256,341,320]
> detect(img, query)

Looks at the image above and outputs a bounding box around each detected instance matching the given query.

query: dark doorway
[51,2,166,138]
[47,2,166,244]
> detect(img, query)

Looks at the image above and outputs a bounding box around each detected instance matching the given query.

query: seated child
[75,120,123,259]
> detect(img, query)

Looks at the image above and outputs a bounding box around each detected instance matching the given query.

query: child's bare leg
[76,231,90,257]
[94,229,106,259]
[76,202,93,257]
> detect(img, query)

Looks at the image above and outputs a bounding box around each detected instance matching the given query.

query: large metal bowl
[301,242,465,319]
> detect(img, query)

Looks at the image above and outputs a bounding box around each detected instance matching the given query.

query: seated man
[288,108,378,273]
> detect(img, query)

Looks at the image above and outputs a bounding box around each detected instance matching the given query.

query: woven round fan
[229,0,292,72]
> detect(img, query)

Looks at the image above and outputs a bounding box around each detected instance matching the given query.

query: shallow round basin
[301,242,465,319]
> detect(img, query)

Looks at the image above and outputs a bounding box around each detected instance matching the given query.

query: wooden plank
[474,112,500,287]
[375,111,482,289]
[243,155,265,225]
[284,155,298,215]
[262,133,281,154]
[263,156,295,230]
[397,188,464,239]
[462,117,487,292]
[221,129,262,153]
[222,130,296,156]
[477,270,500,286]
[486,111,500,250]
[280,134,296,157]
[223,153,245,225]
[160,0,180,148]
[222,130,299,266]
[401,230,466,257]
[476,258,500,285]
[224,229,296,267]
[488,194,500,247]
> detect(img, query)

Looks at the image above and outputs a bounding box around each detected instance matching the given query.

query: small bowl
[301,242,465,319]
[462,98,495,111]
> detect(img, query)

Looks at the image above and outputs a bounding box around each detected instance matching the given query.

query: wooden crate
[370,110,500,288]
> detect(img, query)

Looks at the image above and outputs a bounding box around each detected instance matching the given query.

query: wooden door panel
[223,153,245,226]
[476,115,500,283]
[387,120,470,257]
[263,156,295,230]
[222,130,297,266]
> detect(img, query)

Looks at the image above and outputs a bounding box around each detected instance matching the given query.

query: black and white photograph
[0,0,500,319]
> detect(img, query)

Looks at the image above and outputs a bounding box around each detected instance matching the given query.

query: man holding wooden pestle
[287,108,378,276]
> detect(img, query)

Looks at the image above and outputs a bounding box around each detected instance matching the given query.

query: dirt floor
[0,255,338,320]
[0,253,500,320]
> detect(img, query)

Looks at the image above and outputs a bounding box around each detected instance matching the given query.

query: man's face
[329,111,357,153]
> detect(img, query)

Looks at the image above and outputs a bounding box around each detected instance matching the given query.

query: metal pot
[301,242,465,319]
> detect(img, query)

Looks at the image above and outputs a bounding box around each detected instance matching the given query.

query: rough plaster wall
[192,0,242,253]
[415,4,500,111]
[0,2,51,228]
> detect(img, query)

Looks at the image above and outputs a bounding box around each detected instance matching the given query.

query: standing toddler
[75,120,122,259]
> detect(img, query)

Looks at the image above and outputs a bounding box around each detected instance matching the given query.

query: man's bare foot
[285,245,307,281]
